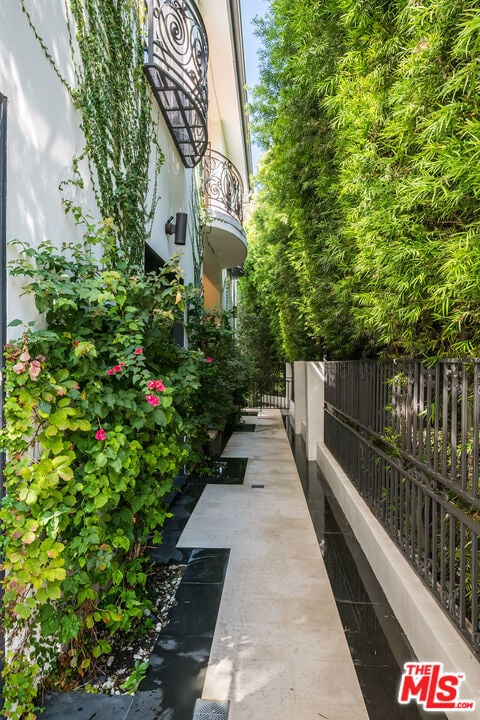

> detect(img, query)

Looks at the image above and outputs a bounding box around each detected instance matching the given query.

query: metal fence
[324,360,480,656]
[247,364,292,409]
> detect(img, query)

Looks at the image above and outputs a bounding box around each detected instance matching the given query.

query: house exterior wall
[200,0,250,312]
[0,0,250,338]
[0,3,196,333]
[0,2,92,330]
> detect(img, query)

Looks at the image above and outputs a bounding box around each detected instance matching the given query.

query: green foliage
[8,5,244,718]
[184,293,248,457]
[239,200,319,364]
[119,660,149,694]
[0,233,245,718]
[246,0,480,360]
[1,238,189,718]
[22,0,162,266]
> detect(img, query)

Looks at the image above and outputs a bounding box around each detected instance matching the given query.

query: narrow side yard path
[178,409,369,720]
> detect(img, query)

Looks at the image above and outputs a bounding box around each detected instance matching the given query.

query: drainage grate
[193,699,230,720]
[251,483,264,489]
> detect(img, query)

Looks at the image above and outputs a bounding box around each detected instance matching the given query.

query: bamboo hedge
[241,0,480,361]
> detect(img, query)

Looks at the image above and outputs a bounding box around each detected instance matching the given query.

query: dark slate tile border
[204,458,248,485]
[41,464,233,720]
[42,548,229,720]
[127,548,229,720]
[41,692,134,720]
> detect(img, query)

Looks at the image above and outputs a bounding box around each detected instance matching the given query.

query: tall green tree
[243,0,480,360]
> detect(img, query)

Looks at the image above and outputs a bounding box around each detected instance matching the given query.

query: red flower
[145,394,159,407]
[106,362,125,375]
[147,379,165,392]
[134,347,143,355]
[95,428,107,441]
[205,357,213,363]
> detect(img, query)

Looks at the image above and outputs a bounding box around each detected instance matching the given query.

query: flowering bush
[1,235,247,718]
[0,240,201,718]
[184,294,249,458]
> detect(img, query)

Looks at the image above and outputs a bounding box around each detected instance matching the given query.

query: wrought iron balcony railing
[204,148,244,224]
[144,0,208,168]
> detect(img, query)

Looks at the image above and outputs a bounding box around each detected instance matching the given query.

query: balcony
[203,148,247,268]
[144,0,208,168]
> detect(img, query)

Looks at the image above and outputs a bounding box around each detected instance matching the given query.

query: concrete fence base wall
[290,361,480,720]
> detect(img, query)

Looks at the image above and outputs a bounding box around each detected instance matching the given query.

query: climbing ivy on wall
[190,175,205,289]
[22,0,162,266]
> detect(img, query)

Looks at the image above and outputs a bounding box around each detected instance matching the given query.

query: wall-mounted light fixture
[165,212,188,245]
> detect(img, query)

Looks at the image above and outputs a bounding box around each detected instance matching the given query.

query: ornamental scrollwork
[144,0,208,168]
[204,148,243,224]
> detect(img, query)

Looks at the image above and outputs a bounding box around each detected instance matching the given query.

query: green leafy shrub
[0,237,198,718]
[183,294,249,459]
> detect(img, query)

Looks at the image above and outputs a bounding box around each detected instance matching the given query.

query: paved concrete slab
[178,409,369,720]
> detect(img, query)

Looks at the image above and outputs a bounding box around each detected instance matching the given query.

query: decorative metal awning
[144,0,208,168]
[204,147,244,224]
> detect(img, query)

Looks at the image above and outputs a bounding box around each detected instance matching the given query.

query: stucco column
[306,361,325,461]
[292,361,307,435]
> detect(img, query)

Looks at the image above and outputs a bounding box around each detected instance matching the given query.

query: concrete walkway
[178,409,369,720]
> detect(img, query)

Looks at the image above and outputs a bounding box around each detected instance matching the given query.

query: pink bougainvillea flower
[147,379,165,392]
[145,394,159,407]
[106,362,125,375]
[29,360,42,381]
[19,350,30,363]
[133,347,143,355]
[95,428,107,441]
[13,362,26,374]
[205,357,213,363]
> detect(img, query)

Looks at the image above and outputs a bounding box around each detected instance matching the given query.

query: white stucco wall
[0,2,90,333]
[145,96,196,283]
[0,1,196,337]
